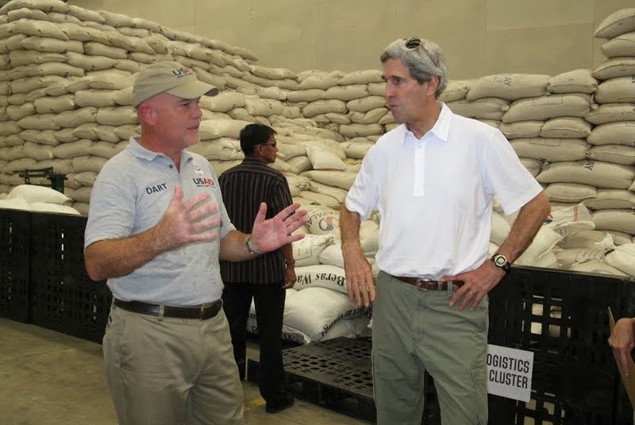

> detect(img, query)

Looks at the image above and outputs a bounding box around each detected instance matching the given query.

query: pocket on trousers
[472,296,489,334]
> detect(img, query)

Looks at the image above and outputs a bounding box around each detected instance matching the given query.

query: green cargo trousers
[372,271,489,425]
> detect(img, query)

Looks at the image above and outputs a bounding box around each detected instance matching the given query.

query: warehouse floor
[0,318,370,425]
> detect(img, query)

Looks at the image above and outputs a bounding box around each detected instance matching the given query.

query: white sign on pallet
[487,344,534,402]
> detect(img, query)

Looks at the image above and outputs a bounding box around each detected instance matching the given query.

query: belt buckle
[415,278,432,291]
[415,278,445,291]
[200,302,214,317]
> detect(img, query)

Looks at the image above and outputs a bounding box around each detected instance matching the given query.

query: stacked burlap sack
[0,1,633,284]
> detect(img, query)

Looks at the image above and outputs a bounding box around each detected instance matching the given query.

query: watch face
[495,255,506,266]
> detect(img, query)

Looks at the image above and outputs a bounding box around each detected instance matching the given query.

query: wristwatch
[491,253,511,274]
[245,235,262,255]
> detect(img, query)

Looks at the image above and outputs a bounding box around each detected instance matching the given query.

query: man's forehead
[381,58,411,79]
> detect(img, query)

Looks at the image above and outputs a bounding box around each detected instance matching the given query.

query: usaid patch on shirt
[192,166,216,188]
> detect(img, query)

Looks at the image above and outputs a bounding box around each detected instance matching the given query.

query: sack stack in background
[0,1,634,280]
[582,8,635,239]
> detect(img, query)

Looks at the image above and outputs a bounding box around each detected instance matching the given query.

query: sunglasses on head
[402,37,440,71]
[404,37,422,49]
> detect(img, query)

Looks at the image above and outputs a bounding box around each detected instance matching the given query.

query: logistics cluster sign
[487,344,534,402]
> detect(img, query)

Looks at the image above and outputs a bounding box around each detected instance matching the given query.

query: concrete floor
[0,318,371,425]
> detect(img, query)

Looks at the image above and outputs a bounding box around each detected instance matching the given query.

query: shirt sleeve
[84,168,137,249]
[482,128,543,215]
[345,149,380,220]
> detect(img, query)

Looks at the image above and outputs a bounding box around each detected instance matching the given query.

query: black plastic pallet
[248,337,376,422]
[0,209,31,322]
[29,212,111,343]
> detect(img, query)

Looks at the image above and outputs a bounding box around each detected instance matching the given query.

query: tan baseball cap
[132,61,219,107]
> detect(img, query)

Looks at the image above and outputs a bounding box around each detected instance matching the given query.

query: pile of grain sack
[0,1,634,342]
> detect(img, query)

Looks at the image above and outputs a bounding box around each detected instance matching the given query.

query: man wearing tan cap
[84,62,307,425]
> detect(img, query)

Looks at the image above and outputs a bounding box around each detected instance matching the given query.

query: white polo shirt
[345,103,542,279]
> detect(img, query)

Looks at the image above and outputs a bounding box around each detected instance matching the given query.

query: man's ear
[137,103,155,124]
[425,75,439,96]
[254,144,265,158]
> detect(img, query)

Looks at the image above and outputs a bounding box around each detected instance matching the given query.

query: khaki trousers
[372,271,489,425]
[103,304,245,425]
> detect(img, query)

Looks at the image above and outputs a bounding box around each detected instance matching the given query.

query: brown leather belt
[114,298,223,320]
[391,275,463,291]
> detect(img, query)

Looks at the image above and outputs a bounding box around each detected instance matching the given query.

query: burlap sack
[593,209,635,234]
[298,71,343,90]
[299,190,340,209]
[68,51,118,72]
[17,113,58,131]
[286,89,324,103]
[537,160,635,189]
[65,171,97,190]
[33,95,75,114]
[309,181,348,204]
[439,80,472,102]
[584,189,635,210]
[20,129,57,146]
[511,138,589,162]
[90,140,127,159]
[587,121,635,146]
[545,183,597,203]
[503,94,591,123]
[539,117,592,138]
[339,123,384,138]
[606,243,635,276]
[96,106,138,126]
[199,118,251,140]
[305,144,347,171]
[72,123,98,140]
[244,97,284,117]
[585,103,635,125]
[302,170,357,190]
[592,58,635,80]
[6,103,35,121]
[466,74,550,101]
[586,145,635,166]
[323,112,350,125]
[22,141,53,161]
[601,32,635,58]
[302,99,347,118]
[93,126,124,144]
[323,84,369,101]
[368,82,386,96]
[548,69,598,94]
[447,97,509,120]
[0,0,69,14]
[500,121,544,139]
[349,107,388,124]
[346,96,386,113]
[594,8,635,39]
[594,77,635,104]
[53,139,93,159]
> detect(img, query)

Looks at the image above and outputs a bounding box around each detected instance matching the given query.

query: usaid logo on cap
[173,66,194,79]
